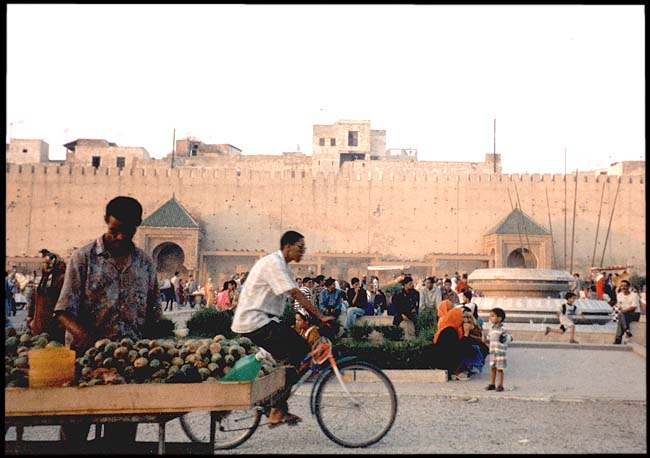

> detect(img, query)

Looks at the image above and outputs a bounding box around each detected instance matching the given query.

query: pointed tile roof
[485,208,549,236]
[141,196,199,228]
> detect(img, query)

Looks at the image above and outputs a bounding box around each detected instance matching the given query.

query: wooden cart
[4,368,285,454]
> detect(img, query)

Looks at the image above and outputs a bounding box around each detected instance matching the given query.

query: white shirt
[617,291,641,314]
[170,275,179,289]
[231,250,298,333]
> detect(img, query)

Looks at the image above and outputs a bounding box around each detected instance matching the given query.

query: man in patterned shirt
[54,196,162,446]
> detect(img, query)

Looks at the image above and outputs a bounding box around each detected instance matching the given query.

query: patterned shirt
[231,250,298,334]
[294,286,312,308]
[488,322,512,354]
[54,236,162,351]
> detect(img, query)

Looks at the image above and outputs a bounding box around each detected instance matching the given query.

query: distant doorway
[506,248,537,268]
[152,242,186,277]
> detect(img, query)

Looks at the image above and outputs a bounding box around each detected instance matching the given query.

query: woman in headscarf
[432,306,477,381]
[437,299,453,320]
[27,251,67,342]
[293,306,321,348]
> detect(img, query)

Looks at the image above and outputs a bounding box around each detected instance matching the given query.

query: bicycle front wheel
[314,360,397,448]
[180,407,262,450]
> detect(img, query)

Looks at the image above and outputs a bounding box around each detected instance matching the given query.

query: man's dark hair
[350,277,360,285]
[315,274,325,283]
[324,277,336,287]
[565,292,577,300]
[105,196,143,227]
[491,307,506,321]
[401,276,413,286]
[620,279,631,286]
[462,289,473,300]
[174,271,179,276]
[426,276,435,283]
[302,276,312,284]
[444,278,452,284]
[39,248,50,256]
[280,230,304,249]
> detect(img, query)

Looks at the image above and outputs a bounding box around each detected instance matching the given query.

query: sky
[6,4,645,174]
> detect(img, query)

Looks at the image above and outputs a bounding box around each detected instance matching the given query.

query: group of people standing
[159,272,200,311]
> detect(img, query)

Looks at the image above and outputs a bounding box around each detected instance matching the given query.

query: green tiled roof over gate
[485,208,549,236]
[141,197,199,228]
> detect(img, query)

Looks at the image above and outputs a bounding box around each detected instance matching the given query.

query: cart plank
[5,368,285,416]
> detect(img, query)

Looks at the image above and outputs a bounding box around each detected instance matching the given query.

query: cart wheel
[180,408,261,450]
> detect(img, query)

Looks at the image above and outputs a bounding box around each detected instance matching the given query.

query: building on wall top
[6,139,50,164]
[63,138,150,169]
[174,137,242,158]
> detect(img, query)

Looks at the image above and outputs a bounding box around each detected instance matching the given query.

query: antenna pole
[545,184,556,269]
[569,168,579,274]
[563,147,567,271]
[493,118,497,173]
[171,128,176,169]
[599,178,621,268]
[590,179,607,269]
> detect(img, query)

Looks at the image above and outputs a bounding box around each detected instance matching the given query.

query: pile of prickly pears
[5,327,65,387]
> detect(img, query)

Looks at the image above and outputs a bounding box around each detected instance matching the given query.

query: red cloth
[433,306,464,344]
[596,276,605,300]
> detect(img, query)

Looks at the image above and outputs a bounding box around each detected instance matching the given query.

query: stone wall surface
[5,162,646,277]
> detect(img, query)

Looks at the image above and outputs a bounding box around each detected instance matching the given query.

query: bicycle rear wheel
[314,360,397,448]
[180,407,262,450]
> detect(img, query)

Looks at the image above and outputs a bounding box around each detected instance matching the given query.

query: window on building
[116,157,125,168]
[190,142,199,156]
[330,138,336,146]
[348,131,358,147]
[92,156,101,168]
[319,138,325,146]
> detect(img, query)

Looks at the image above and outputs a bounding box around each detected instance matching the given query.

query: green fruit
[206,376,218,382]
[209,342,221,355]
[149,346,165,360]
[135,339,151,349]
[119,338,134,348]
[81,367,93,378]
[111,377,126,385]
[194,360,207,369]
[224,355,235,366]
[149,359,161,370]
[166,348,177,359]
[198,368,210,380]
[213,335,225,343]
[5,327,17,337]
[162,341,176,351]
[104,342,118,355]
[134,357,149,368]
[171,357,184,367]
[210,353,222,364]
[167,365,179,376]
[6,336,18,348]
[207,363,218,373]
[138,348,149,358]
[151,369,166,379]
[185,354,200,365]
[14,356,28,368]
[196,345,209,357]
[149,340,161,349]
[10,367,27,377]
[94,353,105,366]
[179,364,192,374]
[19,333,32,344]
[84,347,98,358]
[113,347,128,360]
[94,338,111,349]
[237,337,253,348]
[178,348,190,359]
[116,358,126,369]
[45,341,63,348]
[102,357,115,368]
[124,366,135,378]
[78,356,92,367]
[127,350,138,363]
[87,379,101,386]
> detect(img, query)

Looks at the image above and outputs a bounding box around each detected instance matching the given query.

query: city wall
[5,162,646,278]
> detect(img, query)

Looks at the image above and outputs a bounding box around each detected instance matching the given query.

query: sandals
[268,413,303,429]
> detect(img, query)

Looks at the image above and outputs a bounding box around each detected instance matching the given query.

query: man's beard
[107,241,135,257]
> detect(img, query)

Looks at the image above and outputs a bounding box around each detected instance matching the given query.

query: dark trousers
[242,320,311,414]
[60,422,137,449]
[615,311,641,340]
[432,328,476,377]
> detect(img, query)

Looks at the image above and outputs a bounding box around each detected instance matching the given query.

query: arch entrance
[506,248,537,269]
[153,242,186,277]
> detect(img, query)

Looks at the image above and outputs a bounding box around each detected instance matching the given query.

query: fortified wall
[5,160,646,282]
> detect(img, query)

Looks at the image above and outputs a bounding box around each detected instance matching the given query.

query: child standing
[545,292,581,343]
[485,307,512,392]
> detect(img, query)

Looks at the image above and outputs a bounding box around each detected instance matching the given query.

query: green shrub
[382,284,402,297]
[349,324,373,342]
[332,339,436,370]
[280,303,296,326]
[415,307,437,337]
[372,325,404,341]
[186,308,234,339]
[144,317,176,339]
[629,275,646,292]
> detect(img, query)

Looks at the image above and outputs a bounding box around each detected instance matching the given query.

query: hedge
[186,308,235,339]
[144,317,176,339]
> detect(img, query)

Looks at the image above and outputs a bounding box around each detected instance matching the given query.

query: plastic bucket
[28,347,76,388]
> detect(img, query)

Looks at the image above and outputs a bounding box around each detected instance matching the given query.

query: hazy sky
[6,4,645,173]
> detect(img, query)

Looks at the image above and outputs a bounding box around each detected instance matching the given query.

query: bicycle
[180,336,398,450]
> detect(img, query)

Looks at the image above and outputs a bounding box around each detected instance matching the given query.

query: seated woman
[459,310,490,374]
[216,281,235,315]
[432,306,478,381]
[293,307,321,348]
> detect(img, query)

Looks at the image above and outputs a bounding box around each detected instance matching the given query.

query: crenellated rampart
[5,162,646,275]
